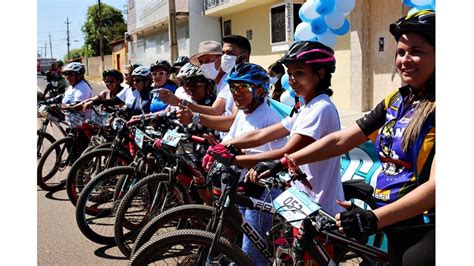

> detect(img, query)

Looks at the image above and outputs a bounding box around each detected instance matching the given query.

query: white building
[126,0,222,66]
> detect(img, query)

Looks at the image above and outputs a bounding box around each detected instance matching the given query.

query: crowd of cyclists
[37,10,436,266]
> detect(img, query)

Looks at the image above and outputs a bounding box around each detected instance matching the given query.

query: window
[269,2,303,52]
[224,20,231,36]
[270,5,285,43]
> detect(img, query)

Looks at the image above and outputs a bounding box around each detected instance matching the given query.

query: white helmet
[63,62,85,74]
[176,63,203,79]
[131,66,151,78]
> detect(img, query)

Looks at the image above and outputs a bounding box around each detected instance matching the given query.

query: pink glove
[202,144,234,171]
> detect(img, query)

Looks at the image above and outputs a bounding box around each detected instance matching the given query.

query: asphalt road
[37,76,128,265]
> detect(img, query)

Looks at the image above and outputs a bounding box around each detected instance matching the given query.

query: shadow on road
[44,188,70,202]
[94,245,128,261]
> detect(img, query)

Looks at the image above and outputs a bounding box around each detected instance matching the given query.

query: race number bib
[135,128,144,149]
[162,129,181,147]
[273,186,321,226]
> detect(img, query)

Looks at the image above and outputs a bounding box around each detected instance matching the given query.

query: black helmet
[150,59,172,73]
[389,10,435,46]
[277,41,336,73]
[102,69,124,83]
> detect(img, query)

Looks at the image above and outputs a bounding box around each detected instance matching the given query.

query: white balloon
[335,0,356,14]
[301,0,320,20]
[280,90,296,107]
[411,0,431,5]
[294,22,317,41]
[316,29,337,48]
[325,9,345,30]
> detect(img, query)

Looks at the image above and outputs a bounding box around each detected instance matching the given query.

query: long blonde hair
[401,74,435,152]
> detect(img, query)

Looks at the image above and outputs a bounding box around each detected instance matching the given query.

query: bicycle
[37,103,68,160]
[129,162,388,265]
[113,122,214,257]
[74,117,191,245]
[65,107,134,206]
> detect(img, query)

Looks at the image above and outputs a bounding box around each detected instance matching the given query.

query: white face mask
[200,62,219,80]
[221,54,238,73]
[269,76,279,85]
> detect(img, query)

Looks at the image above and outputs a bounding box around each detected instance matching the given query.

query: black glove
[339,204,378,239]
[252,160,283,177]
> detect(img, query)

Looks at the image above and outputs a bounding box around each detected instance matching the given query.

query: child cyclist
[205,41,344,217]
[200,62,287,265]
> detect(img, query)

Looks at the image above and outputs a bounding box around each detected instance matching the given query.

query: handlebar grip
[191,135,206,143]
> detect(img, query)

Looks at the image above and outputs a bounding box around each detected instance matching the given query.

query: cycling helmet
[63,62,85,74]
[389,10,435,46]
[102,69,124,83]
[150,59,172,73]
[176,63,205,79]
[277,41,336,73]
[128,63,143,72]
[131,66,151,77]
[173,56,189,68]
[226,62,270,92]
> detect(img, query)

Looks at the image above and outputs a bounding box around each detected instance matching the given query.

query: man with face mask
[160,36,252,137]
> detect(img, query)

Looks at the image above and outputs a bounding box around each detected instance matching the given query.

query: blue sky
[37,0,126,61]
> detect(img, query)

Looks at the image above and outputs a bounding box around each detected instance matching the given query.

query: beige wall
[84,55,113,79]
[222,4,278,69]
[221,2,352,109]
[368,0,407,106]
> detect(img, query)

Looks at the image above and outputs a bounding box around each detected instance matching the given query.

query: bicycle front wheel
[37,130,56,161]
[130,229,252,265]
[66,148,131,206]
[37,136,73,191]
[75,166,135,245]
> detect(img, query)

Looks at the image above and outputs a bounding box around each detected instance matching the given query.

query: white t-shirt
[280,94,344,216]
[223,100,288,178]
[62,80,93,104]
[116,87,143,112]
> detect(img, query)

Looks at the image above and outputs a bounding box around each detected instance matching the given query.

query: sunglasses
[133,78,143,83]
[229,83,254,94]
[152,71,167,76]
[64,72,77,77]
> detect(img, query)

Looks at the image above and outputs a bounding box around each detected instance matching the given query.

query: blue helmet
[226,63,270,92]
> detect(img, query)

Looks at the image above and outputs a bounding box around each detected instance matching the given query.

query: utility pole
[168,0,178,62]
[44,43,48,59]
[48,32,54,59]
[98,0,105,73]
[65,17,71,61]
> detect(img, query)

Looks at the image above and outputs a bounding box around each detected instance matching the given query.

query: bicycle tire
[75,165,135,245]
[130,229,252,265]
[37,136,74,191]
[114,173,191,257]
[66,148,131,207]
[37,130,56,160]
[131,204,241,256]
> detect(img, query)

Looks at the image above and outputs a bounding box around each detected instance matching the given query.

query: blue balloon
[329,18,350,35]
[316,0,336,16]
[402,0,415,7]
[415,3,435,10]
[311,16,328,35]
[298,7,312,23]
[281,73,291,90]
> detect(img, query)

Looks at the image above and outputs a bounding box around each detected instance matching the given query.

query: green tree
[63,48,83,62]
[81,3,127,56]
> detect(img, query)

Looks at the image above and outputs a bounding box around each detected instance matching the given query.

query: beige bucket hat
[189,40,222,66]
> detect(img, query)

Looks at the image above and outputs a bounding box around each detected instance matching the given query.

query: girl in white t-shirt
[203,62,286,266]
[207,41,345,217]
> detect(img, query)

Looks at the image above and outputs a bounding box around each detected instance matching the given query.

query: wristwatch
[192,112,201,125]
